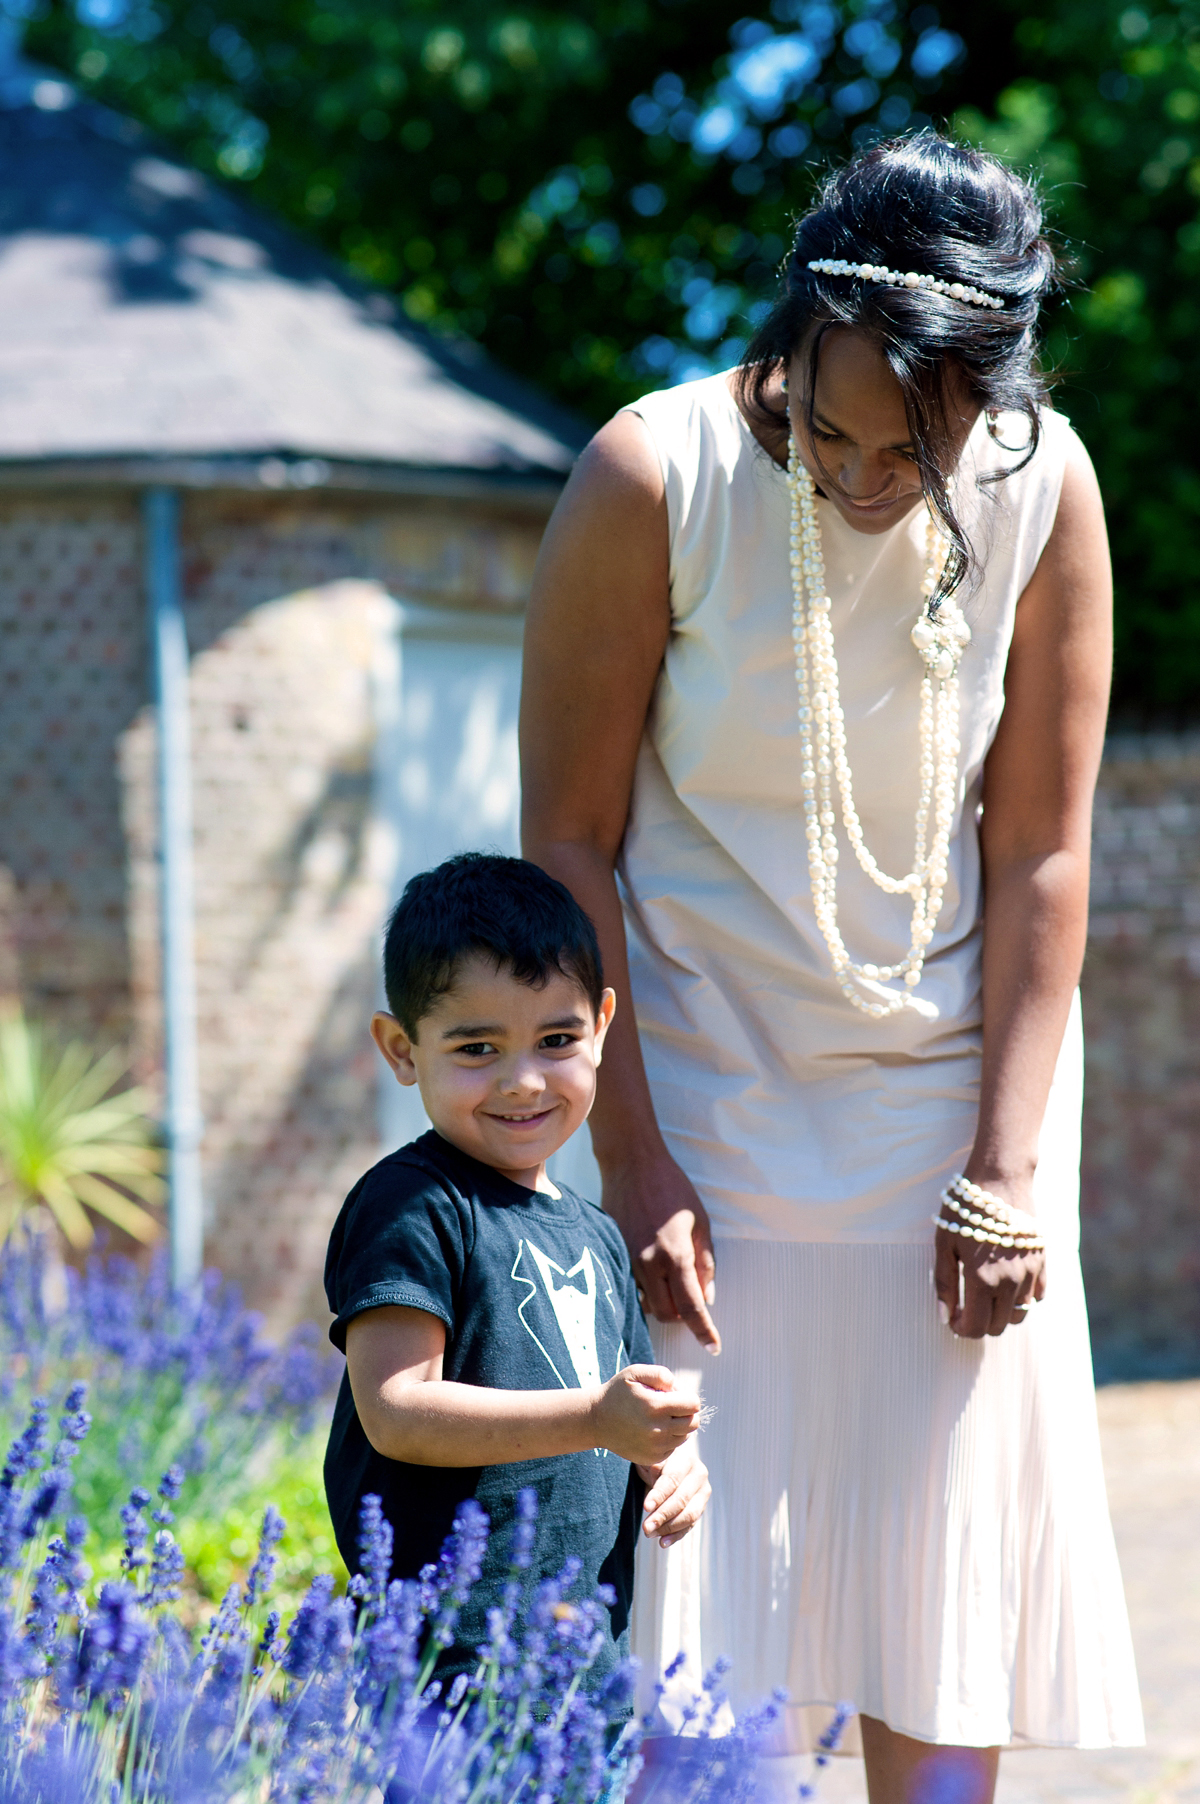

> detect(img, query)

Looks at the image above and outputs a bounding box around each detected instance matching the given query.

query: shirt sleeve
[604,1219,653,1365]
[626,1291,655,1367]
[324,1157,472,1352]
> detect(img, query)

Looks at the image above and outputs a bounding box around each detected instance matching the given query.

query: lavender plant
[0,1390,849,1804]
[0,1232,340,1554]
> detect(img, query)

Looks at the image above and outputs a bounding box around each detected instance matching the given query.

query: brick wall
[1082,736,1200,1378]
[0,487,543,1328]
[0,496,142,1042]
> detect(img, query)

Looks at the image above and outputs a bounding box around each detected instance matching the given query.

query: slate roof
[0,53,586,492]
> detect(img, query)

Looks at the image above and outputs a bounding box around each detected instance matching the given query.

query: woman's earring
[781,372,789,392]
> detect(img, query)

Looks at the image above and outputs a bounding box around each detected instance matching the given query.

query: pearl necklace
[787,435,970,1018]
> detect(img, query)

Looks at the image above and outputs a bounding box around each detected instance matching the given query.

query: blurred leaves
[17,0,1200,711]
[25,0,963,409]
[0,1009,163,1247]
[171,1428,348,1612]
[945,0,1200,714]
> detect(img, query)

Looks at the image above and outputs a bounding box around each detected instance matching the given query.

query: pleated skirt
[630,1239,1145,1754]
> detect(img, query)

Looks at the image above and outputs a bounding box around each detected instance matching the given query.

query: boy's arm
[637,1439,711,1548]
[346,1305,702,1468]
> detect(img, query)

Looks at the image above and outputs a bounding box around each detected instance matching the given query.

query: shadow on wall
[203,938,380,1333]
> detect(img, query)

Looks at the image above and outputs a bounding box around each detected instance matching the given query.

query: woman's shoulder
[962,404,1081,537]
[619,371,758,547]
[620,370,744,455]
[960,405,1082,590]
[972,402,1080,480]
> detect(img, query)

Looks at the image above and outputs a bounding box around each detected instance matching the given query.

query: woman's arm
[935,434,1113,1338]
[519,413,722,1354]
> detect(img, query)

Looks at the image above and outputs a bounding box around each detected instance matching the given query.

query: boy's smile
[371,956,616,1192]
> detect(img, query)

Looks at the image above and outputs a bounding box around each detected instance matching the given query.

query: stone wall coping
[396,602,525,644]
[1103,731,1200,766]
[0,455,566,515]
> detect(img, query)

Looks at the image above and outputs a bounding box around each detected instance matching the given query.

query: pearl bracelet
[932,1174,1045,1253]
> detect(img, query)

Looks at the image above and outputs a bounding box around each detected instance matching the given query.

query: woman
[519,134,1143,1801]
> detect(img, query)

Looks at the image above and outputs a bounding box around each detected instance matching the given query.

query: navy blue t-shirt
[323,1130,654,1684]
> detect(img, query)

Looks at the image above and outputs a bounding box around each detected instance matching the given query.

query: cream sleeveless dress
[620,374,1143,1755]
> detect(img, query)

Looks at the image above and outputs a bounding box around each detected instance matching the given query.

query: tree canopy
[20,0,1200,715]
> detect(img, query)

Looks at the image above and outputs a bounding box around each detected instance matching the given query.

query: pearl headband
[807,257,1005,311]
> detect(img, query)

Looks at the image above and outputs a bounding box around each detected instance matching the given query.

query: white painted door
[373,602,602,1198]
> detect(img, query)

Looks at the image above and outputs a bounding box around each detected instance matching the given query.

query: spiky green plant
[0,1008,164,1246]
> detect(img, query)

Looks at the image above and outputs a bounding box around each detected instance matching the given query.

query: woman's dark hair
[383,851,604,1036]
[738,130,1059,598]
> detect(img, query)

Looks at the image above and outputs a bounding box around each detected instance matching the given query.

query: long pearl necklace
[787,434,971,1018]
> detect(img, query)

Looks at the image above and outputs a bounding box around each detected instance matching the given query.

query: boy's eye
[539,1033,578,1050]
[456,1041,498,1058]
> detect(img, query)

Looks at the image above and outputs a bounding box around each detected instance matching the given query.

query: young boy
[323,852,709,1691]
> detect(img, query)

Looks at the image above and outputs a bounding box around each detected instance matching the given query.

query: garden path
[814,1378,1200,1804]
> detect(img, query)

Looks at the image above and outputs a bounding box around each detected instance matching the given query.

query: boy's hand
[637,1437,711,1548]
[592,1365,701,1465]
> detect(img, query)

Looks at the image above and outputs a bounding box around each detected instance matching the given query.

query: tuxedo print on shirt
[513,1237,628,1422]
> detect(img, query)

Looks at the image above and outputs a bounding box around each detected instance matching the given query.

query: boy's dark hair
[383,852,604,1037]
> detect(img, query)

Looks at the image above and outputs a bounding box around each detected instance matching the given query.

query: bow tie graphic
[548,1264,590,1297]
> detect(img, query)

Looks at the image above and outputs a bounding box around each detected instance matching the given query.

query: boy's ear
[592,988,617,1065]
[370,1012,419,1086]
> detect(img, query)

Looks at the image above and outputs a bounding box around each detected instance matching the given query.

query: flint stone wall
[0,489,539,1329]
[1083,734,1200,1378]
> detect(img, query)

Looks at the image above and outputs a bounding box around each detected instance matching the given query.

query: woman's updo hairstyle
[739,130,1059,598]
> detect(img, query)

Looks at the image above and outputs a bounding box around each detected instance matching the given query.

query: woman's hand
[603,1151,721,1355]
[933,1175,1048,1338]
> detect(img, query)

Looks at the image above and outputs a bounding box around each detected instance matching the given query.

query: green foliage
[0,1232,341,1611]
[19,0,1200,710]
[172,1429,346,1613]
[24,1,963,414]
[0,1009,163,1247]
[946,0,1200,715]
[83,1426,348,1612]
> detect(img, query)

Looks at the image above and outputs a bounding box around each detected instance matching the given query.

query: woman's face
[785,327,980,536]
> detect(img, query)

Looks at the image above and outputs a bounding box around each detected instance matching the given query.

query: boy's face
[370,956,616,1191]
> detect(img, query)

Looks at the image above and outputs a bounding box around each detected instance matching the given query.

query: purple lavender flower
[280,1573,336,1680]
[147,1530,185,1607]
[0,1399,51,1584]
[12,1384,90,1543]
[510,1485,538,1570]
[245,1503,286,1607]
[428,1499,489,1654]
[152,1463,185,1528]
[18,1467,71,1539]
[25,1517,89,1654]
[2,1398,49,1492]
[196,1582,245,1670]
[355,1492,394,1617]
[119,1485,152,1576]
[52,1383,91,1466]
[358,1576,422,1718]
[0,1238,811,1804]
[73,1580,153,1699]
[1,1719,105,1800]
[255,1607,281,1675]
[799,1697,854,1794]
